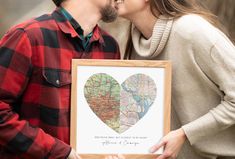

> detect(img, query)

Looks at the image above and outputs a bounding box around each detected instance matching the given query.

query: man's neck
[62,0,101,36]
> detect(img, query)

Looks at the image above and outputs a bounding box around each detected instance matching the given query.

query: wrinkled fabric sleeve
[182,26,235,145]
[0,28,71,159]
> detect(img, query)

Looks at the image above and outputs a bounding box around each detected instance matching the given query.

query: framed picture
[70,60,172,159]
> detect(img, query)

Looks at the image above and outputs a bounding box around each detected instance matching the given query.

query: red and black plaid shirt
[0,8,120,159]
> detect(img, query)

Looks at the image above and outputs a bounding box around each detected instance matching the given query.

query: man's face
[99,0,118,23]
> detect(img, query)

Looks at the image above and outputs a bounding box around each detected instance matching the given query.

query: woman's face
[115,0,147,19]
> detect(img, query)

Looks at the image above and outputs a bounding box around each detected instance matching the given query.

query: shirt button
[56,80,60,85]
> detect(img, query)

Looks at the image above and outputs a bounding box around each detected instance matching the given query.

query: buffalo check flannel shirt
[0,8,120,159]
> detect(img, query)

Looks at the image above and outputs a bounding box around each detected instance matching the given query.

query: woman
[110,0,235,159]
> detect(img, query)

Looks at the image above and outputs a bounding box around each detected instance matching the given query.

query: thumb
[117,154,125,159]
[149,140,166,153]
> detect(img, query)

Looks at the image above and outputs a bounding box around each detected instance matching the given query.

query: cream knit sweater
[130,14,235,158]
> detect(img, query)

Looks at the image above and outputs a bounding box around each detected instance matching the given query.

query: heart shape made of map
[84,73,157,134]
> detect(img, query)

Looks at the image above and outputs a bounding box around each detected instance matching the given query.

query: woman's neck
[129,7,158,39]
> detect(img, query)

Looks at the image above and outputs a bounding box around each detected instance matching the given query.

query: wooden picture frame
[71,60,172,159]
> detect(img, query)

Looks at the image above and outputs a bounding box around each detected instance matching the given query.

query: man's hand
[67,149,82,159]
[149,128,186,159]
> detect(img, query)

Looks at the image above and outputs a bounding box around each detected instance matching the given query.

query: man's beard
[100,4,118,23]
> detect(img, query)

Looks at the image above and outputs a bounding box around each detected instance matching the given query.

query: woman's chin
[117,12,124,17]
[118,13,131,20]
[116,9,127,17]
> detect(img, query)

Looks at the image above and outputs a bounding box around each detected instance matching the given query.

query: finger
[149,140,166,153]
[117,154,125,159]
[76,154,82,159]
[156,153,169,159]
[106,156,118,159]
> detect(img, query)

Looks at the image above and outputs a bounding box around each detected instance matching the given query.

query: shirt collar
[60,7,83,34]
[52,7,104,44]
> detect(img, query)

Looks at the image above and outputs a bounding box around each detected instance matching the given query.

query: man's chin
[100,6,118,23]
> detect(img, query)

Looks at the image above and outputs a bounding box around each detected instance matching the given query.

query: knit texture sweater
[130,14,235,158]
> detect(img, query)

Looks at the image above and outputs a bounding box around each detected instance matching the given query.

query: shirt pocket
[42,68,71,87]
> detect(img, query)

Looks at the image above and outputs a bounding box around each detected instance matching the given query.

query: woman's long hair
[124,0,222,59]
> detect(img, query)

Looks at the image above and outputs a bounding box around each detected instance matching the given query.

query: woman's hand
[149,128,186,159]
[105,154,125,159]
[67,149,82,159]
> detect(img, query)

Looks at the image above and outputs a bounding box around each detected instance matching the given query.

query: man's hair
[52,0,66,7]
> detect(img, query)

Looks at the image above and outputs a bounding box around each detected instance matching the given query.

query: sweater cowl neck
[131,15,174,59]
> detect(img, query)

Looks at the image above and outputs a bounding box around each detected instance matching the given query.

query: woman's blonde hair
[124,0,222,59]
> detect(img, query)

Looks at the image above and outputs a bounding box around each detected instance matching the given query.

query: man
[0,0,120,158]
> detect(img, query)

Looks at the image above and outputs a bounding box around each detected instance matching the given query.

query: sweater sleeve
[0,28,71,159]
[182,22,235,144]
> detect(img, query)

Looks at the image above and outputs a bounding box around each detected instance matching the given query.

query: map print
[84,73,120,133]
[84,73,157,134]
[120,74,157,133]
